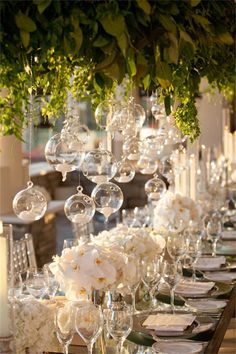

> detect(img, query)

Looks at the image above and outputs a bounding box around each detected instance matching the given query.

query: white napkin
[222,230,236,240]
[175,280,215,296]
[204,271,236,282]
[194,256,226,270]
[143,313,196,332]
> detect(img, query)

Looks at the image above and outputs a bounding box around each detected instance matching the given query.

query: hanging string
[28,56,34,182]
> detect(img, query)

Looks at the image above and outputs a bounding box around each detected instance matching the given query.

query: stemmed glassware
[55,304,74,354]
[74,303,103,354]
[142,259,161,309]
[206,218,222,256]
[43,264,60,299]
[106,305,133,354]
[127,259,142,313]
[162,261,182,313]
[166,232,187,262]
[186,236,202,282]
[25,268,46,299]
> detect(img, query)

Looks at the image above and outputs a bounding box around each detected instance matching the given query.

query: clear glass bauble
[95,100,117,129]
[140,135,164,158]
[137,155,158,175]
[45,133,80,181]
[91,182,123,220]
[144,175,166,202]
[159,157,174,180]
[122,137,140,161]
[13,181,47,221]
[64,186,95,224]
[82,149,117,184]
[114,158,135,183]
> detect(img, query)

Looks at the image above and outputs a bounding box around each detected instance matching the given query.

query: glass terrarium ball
[13,181,47,221]
[137,155,158,175]
[145,175,166,202]
[114,158,135,183]
[122,137,140,161]
[45,133,78,181]
[64,186,95,224]
[82,149,117,184]
[95,100,116,129]
[91,182,124,220]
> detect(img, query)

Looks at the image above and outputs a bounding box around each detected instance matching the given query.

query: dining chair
[13,233,37,275]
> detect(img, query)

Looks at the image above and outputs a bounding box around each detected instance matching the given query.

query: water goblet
[74,303,103,354]
[55,304,74,354]
[106,305,133,354]
[162,261,182,313]
[206,219,222,256]
[25,268,46,299]
[186,237,202,281]
[142,259,160,309]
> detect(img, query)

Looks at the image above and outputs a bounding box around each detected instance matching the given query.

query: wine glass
[166,232,187,262]
[43,264,60,298]
[74,303,103,354]
[206,219,222,256]
[186,236,202,282]
[162,261,182,313]
[142,259,160,309]
[106,305,133,354]
[127,259,142,313]
[25,268,46,299]
[55,304,74,354]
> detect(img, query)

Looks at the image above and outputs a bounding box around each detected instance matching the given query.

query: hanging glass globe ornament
[160,157,174,181]
[82,149,117,184]
[45,133,78,181]
[122,137,140,161]
[64,186,95,224]
[140,135,164,158]
[151,102,166,121]
[114,158,135,183]
[95,100,116,129]
[13,181,47,221]
[137,154,158,175]
[91,182,123,221]
[145,175,166,202]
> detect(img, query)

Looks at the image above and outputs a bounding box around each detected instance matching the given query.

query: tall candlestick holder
[0,224,13,354]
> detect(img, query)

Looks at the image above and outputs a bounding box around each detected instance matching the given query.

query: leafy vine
[0,0,235,140]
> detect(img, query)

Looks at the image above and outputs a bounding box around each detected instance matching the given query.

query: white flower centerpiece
[49,240,137,301]
[93,225,166,262]
[153,191,201,235]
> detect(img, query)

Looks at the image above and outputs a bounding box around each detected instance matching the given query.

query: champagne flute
[186,237,202,281]
[55,304,74,354]
[106,305,133,354]
[206,219,222,256]
[142,259,160,309]
[162,261,182,313]
[74,303,103,354]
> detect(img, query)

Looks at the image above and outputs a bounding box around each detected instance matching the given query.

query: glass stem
[63,344,68,354]
[87,341,94,354]
[131,289,136,312]
[170,288,175,314]
[212,241,217,257]
[117,339,124,354]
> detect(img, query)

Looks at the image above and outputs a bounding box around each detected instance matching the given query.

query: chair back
[13,233,37,274]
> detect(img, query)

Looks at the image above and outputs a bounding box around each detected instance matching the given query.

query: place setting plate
[185,299,227,314]
[152,340,204,354]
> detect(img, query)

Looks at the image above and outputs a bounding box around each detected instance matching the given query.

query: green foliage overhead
[0,0,235,140]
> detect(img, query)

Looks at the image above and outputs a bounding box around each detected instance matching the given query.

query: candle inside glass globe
[91,182,123,221]
[145,175,167,202]
[64,186,95,224]
[13,181,47,221]
[82,149,117,184]
[114,158,135,183]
